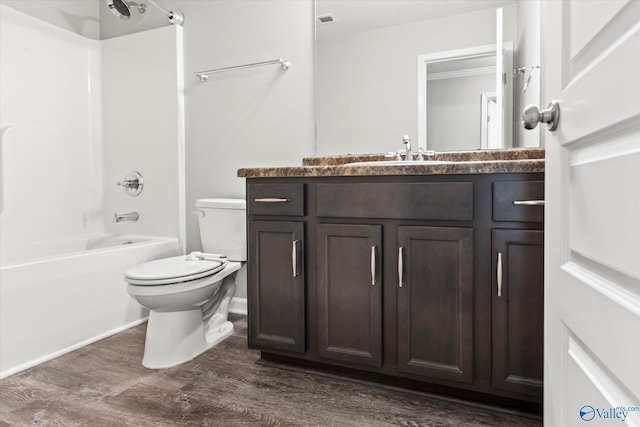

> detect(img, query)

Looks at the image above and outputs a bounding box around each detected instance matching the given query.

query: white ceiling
[316,0,515,39]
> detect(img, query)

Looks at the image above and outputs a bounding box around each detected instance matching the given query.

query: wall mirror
[417,42,513,152]
[315,0,541,156]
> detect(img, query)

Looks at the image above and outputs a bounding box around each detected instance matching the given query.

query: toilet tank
[195,198,246,261]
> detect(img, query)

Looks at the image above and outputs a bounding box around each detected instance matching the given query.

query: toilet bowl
[124,198,246,369]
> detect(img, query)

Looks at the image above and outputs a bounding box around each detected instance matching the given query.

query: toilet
[125,198,246,369]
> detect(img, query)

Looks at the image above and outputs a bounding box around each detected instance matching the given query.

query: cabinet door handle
[513,199,545,206]
[292,240,300,277]
[255,198,291,203]
[497,252,503,297]
[398,246,404,288]
[371,246,376,285]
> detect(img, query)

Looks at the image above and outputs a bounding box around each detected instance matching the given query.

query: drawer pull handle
[292,240,300,277]
[513,200,545,206]
[497,252,503,297]
[371,246,376,285]
[398,247,404,288]
[255,198,291,203]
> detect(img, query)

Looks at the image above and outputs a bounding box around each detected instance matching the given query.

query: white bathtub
[0,235,180,378]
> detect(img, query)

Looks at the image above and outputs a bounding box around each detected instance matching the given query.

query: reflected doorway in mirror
[417,42,513,152]
[481,92,500,149]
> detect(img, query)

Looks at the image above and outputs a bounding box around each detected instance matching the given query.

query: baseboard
[229,297,247,315]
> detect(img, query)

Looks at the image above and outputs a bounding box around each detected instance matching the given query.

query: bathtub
[0,235,180,378]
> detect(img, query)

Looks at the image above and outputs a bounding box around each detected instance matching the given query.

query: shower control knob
[522,101,561,131]
[117,171,144,197]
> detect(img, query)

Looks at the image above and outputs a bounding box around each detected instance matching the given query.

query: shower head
[105,0,184,26]
[106,0,146,20]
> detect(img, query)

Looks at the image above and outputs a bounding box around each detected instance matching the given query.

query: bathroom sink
[344,160,453,167]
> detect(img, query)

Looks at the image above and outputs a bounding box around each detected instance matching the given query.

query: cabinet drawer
[493,181,544,223]
[317,182,473,220]
[248,183,305,216]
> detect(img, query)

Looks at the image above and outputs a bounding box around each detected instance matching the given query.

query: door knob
[522,101,560,131]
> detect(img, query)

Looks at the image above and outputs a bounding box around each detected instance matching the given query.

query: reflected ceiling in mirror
[315,0,541,156]
[316,0,515,40]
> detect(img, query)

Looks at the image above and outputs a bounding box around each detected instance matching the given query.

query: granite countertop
[238,148,544,178]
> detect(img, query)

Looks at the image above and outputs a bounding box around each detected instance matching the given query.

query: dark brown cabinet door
[491,229,544,398]
[316,224,383,367]
[248,221,305,353]
[397,226,474,384]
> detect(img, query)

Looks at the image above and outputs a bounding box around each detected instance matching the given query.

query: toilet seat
[127,261,241,298]
[125,255,227,286]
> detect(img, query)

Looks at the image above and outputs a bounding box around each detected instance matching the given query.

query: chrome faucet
[416,147,436,161]
[112,212,139,223]
[402,135,412,161]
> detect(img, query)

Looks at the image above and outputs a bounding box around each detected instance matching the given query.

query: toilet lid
[125,256,227,285]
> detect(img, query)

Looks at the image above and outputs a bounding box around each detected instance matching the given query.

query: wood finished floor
[0,315,542,426]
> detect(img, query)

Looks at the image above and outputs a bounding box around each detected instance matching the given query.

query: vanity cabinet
[245,172,544,412]
[397,226,474,384]
[314,181,474,378]
[247,183,306,354]
[316,223,383,367]
[491,180,545,398]
[247,220,305,353]
[491,229,544,397]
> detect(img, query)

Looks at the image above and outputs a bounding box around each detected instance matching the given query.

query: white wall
[101,26,185,250]
[181,1,315,172]
[514,0,541,148]
[4,0,315,262]
[186,1,315,300]
[0,5,102,263]
[0,0,100,39]
[316,5,518,155]
[101,1,316,299]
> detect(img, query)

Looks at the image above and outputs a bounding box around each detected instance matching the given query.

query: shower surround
[0,5,185,378]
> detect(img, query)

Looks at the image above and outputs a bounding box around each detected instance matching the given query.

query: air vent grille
[317,14,338,25]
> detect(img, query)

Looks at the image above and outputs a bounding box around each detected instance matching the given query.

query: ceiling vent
[317,13,338,25]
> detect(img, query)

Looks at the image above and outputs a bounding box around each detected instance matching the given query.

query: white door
[542,1,640,426]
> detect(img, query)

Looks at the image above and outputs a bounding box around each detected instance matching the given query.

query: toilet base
[205,320,234,348]
[141,310,234,369]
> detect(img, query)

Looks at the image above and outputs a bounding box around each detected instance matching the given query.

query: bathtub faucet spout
[113,212,139,223]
